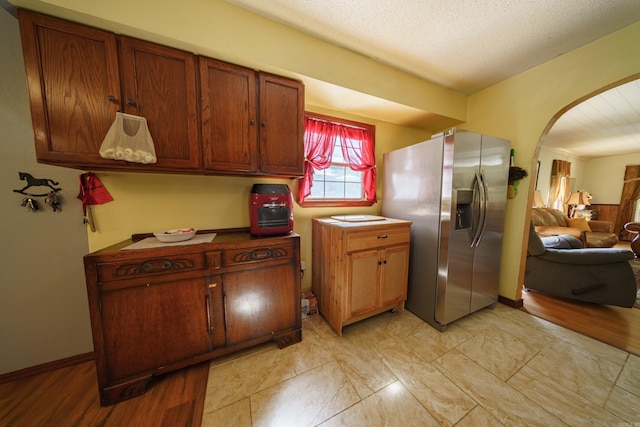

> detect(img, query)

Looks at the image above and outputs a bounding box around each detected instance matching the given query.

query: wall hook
[13,172,62,196]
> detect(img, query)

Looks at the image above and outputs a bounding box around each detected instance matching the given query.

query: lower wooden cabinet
[84,230,301,406]
[312,217,411,335]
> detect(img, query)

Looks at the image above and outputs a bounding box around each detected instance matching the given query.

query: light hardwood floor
[521,290,640,356]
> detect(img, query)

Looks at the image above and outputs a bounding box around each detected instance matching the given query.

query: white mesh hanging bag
[99,112,157,164]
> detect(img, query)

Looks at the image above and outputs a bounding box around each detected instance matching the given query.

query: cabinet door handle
[261,121,267,127]
[250,119,256,125]
[205,294,212,335]
[107,95,118,104]
[126,99,137,106]
[377,235,388,239]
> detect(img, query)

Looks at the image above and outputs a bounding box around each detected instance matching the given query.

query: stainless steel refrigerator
[382,129,510,331]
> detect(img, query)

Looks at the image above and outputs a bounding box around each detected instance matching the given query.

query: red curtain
[339,126,377,202]
[299,116,376,203]
[299,117,337,202]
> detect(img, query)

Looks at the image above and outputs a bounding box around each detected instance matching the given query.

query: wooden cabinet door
[200,58,259,173]
[381,245,409,307]
[18,10,120,166]
[257,72,304,177]
[99,277,211,380]
[348,249,380,318]
[119,36,201,170]
[224,262,297,346]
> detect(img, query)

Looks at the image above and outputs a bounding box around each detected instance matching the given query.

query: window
[298,113,376,207]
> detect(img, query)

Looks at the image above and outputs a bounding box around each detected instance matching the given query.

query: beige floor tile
[326,326,398,399]
[526,339,623,406]
[203,345,297,412]
[201,304,640,426]
[402,321,473,362]
[616,353,640,397]
[287,323,335,375]
[318,381,440,427]
[433,349,565,426]
[509,365,627,426]
[456,325,540,381]
[605,385,640,424]
[455,406,505,427]
[201,398,251,427]
[375,335,476,426]
[250,360,360,427]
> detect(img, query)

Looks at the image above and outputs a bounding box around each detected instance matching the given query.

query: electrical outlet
[300,261,306,271]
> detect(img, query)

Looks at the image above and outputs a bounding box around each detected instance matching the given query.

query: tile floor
[201,304,640,426]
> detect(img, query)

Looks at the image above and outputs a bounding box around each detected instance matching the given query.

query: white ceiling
[230,0,640,158]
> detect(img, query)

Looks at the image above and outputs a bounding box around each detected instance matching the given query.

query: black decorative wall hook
[13,172,61,196]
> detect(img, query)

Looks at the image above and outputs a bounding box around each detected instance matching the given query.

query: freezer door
[435,130,479,326]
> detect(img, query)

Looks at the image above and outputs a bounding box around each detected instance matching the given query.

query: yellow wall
[90,109,430,292]
[464,23,640,299]
[11,0,640,302]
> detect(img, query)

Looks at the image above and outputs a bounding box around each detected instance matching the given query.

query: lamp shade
[566,191,591,206]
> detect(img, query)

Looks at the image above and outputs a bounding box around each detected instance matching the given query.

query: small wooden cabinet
[18,10,304,177]
[312,217,411,335]
[84,230,301,405]
[199,58,304,176]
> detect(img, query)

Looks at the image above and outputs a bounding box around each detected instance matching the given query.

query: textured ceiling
[230,0,640,158]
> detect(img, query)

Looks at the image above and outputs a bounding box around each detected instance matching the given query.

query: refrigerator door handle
[475,170,489,246]
[471,170,485,246]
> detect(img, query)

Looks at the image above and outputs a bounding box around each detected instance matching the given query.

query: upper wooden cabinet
[200,58,259,174]
[199,59,304,176]
[18,10,121,167]
[258,73,305,177]
[118,36,201,170]
[18,10,304,177]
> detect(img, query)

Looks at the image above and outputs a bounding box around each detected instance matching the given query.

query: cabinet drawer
[223,243,293,267]
[346,227,410,252]
[97,253,206,282]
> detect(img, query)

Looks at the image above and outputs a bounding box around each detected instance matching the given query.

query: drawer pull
[377,235,388,239]
[113,258,195,277]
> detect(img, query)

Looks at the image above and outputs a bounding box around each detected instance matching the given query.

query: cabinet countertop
[87,229,300,256]
[312,217,411,229]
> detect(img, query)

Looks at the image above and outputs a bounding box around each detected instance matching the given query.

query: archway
[520,75,640,354]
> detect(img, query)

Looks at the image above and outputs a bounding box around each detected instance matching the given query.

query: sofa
[525,221,637,307]
[530,207,618,248]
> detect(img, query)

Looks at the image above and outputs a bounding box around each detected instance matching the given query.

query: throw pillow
[567,217,592,232]
[541,234,583,249]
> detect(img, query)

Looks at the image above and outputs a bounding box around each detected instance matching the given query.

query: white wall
[537,148,640,207]
[0,9,93,374]
[583,154,640,205]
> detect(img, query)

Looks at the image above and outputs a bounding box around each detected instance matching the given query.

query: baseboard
[499,295,524,309]
[0,351,95,385]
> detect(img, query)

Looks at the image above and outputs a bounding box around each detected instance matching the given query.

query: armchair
[525,221,637,307]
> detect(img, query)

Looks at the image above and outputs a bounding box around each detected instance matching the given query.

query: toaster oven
[249,184,294,236]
